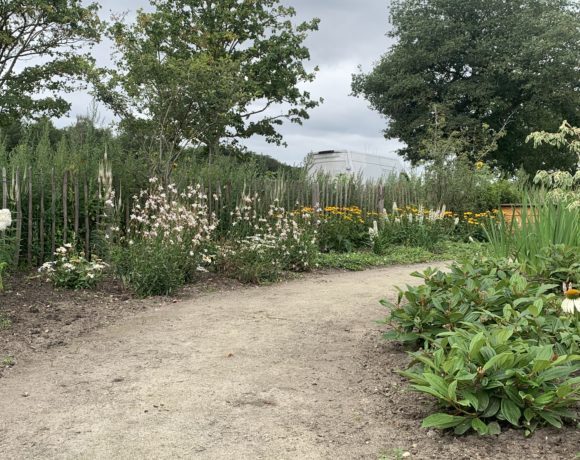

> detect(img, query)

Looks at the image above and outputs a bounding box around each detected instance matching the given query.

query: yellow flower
[475,161,485,170]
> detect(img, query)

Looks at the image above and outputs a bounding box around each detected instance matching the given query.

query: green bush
[216,237,283,284]
[402,325,580,435]
[382,256,580,435]
[112,239,185,296]
[382,258,544,344]
[316,206,370,253]
[216,200,318,283]
[371,209,455,254]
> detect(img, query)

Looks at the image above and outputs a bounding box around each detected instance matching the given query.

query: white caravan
[307,150,404,181]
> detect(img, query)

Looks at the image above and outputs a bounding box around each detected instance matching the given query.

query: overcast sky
[60,0,404,166]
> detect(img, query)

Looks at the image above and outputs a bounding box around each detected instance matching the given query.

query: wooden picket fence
[1,166,423,269]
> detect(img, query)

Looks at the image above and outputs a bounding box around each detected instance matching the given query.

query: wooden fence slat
[27,167,33,266]
[62,170,68,244]
[39,176,45,264]
[74,174,80,239]
[84,175,90,258]
[14,169,21,266]
[51,169,56,259]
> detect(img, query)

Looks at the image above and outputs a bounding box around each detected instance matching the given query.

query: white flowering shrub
[528,121,580,210]
[111,179,217,296]
[0,208,13,292]
[216,196,317,283]
[39,244,107,289]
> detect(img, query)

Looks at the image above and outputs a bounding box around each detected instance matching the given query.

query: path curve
[0,264,437,460]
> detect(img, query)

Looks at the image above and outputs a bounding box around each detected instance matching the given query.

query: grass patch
[316,242,488,271]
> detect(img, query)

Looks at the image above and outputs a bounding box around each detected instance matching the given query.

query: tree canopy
[0,0,102,126]
[352,0,580,173]
[96,0,320,175]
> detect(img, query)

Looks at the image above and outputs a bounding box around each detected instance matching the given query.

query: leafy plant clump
[382,257,580,435]
[404,325,579,436]
[39,244,107,289]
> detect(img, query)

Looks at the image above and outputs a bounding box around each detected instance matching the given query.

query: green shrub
[371,206,455,253]
[216,238,283,284]
[402,325,580,435]
[381,258,548,344]
[382,255,580,436]
[112,239,185,296]
[316,206,370,253]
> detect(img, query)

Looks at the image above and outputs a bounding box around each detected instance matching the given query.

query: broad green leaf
[538,411,562,428]
[501,399,521,426]
[422,413,466,429]
[487,421,501,435]
[482,398,500,418]
[471,418,488,435]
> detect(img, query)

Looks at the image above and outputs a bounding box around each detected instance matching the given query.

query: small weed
[378,447,407,460]
[0,314,12,329]
[2,356,15,366]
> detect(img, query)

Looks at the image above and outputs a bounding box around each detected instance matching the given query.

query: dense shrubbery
[382,257,580,435]
[215,196,317,283]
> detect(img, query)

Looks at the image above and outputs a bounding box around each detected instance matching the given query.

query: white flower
[0,209,12,231]
[562,285,580,314]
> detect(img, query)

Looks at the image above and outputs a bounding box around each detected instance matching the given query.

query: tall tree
[98,0,320,177]
[0,0,102,126]
[352,0,580,173]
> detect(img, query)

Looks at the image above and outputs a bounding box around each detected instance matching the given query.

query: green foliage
[316,242,480,271]
[383,256,580,435]
[39,244,106,290]
[352,0,580,173]
[484,192,580,274]
[372,211,454,253]
[215,198,317,283]
[110,181,216,296]
[529,121,580,211]
[0,1,102,126]
[404,326,580,435]
[100,0,320,175]
[316,207,370,253]
[0,314,11,330]
[111,239,186,297]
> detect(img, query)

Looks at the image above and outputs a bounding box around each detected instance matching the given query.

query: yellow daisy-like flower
[562,287,580,314]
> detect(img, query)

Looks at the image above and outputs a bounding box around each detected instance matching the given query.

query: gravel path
[0,263,577,460]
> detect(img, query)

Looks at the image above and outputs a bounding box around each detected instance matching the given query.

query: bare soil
[0,264,578,459]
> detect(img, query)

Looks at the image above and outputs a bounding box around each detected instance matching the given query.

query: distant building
[306,150,405,181]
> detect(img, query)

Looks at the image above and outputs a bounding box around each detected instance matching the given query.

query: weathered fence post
[62,170,68,244]
[51,169,56,259]
[14,168,21,266]
[377,184,385,214]
[27,167,33,266]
